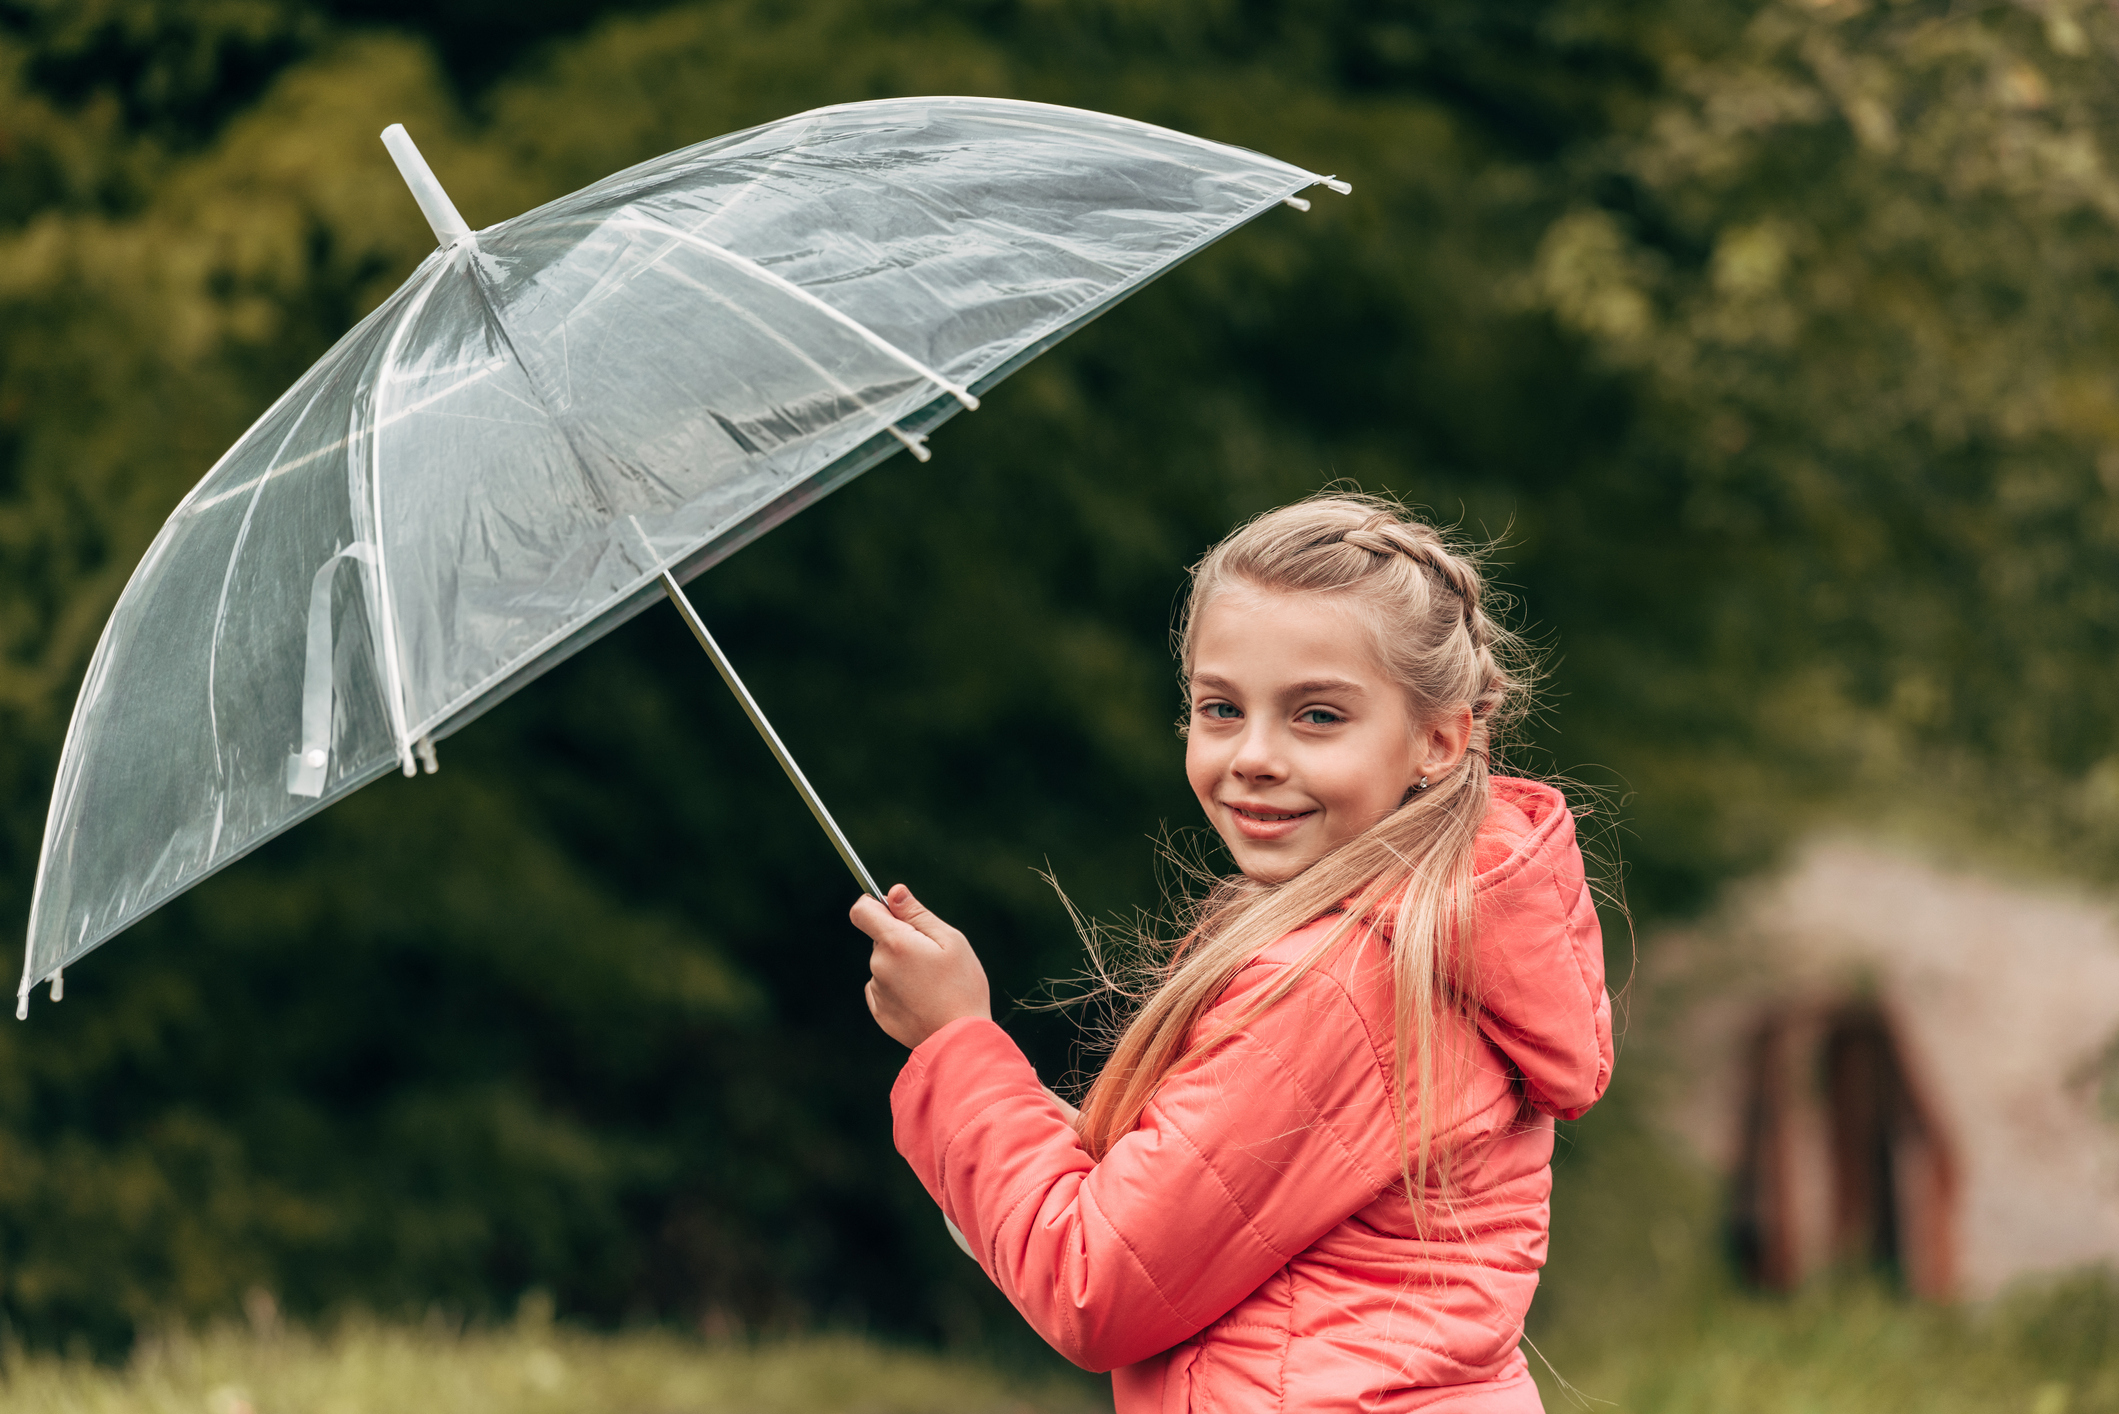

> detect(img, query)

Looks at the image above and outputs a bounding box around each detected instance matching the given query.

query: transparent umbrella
[19,96,1346,1016]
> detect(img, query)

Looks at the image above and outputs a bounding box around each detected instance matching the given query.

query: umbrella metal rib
[658,571,883,899]
[609,215,981,412]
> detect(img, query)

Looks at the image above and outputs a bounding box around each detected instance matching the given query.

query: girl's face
[1185,586,1463,884]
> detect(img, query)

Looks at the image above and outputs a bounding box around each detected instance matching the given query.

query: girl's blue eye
[1299,709,1340,725]
[1202,702,1241,719]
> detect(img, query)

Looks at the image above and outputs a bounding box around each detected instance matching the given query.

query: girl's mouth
[1225,802,1317,841]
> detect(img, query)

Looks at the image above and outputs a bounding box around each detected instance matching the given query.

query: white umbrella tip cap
[381,123,471,245]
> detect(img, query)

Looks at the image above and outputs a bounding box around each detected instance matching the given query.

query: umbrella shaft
[658,572,882,899]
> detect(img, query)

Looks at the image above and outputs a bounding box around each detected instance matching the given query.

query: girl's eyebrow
[1190,674,1368,696]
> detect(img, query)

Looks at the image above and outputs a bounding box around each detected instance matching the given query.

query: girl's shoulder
[1203,918,1394,1079]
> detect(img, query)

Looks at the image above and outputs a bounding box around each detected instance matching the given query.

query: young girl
[852,495,1613,1412]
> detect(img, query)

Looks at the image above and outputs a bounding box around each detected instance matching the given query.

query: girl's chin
[1228,842,1326,885]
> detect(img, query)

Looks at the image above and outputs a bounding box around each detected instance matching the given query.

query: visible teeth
[1240,809,1305,821]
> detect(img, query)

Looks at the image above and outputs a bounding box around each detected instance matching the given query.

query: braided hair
[1176,498,1521,758]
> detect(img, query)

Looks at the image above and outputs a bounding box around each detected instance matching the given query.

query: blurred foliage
[1531,0,2119,883]
[0,0,2113,1365]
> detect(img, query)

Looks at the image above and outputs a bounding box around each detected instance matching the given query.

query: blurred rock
[1660,838,2119,1298]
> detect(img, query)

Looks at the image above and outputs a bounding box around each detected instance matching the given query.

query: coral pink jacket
[892,778,1612,1412]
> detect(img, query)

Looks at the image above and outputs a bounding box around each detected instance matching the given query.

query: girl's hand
[853,885,992,1050]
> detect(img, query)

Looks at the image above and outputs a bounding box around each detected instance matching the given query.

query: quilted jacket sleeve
[891,960,1398,1373]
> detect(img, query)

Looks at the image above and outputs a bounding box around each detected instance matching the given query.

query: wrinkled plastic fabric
[22,96,1335,1006]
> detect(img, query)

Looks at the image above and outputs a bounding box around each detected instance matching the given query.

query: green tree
[1526,0,2119,881]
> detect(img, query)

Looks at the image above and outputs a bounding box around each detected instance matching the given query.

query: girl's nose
[1229,723,1285,782]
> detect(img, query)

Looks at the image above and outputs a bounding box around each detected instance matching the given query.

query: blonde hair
[1071,493,1527,1200]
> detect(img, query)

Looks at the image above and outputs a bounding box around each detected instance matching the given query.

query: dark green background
[1,0,2114,1363]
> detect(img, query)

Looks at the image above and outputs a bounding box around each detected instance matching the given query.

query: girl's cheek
[1183,737,1223,798]
[1182,741,1208,788]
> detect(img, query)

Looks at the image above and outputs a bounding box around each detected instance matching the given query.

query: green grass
[0,1314,1106,1414]
[6,1265,2114,1414]
[4,1281,2114,1414]
[1534,1271,2119,1414]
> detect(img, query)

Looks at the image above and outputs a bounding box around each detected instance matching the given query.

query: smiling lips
[1225,801,1318,840]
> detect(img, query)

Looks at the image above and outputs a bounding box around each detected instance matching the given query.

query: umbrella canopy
[20,96,1344,1013]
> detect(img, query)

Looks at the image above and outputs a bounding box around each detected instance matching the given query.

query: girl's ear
[1417,704,1475,781]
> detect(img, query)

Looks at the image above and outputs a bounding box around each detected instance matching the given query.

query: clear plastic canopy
[21,96,1340,1009]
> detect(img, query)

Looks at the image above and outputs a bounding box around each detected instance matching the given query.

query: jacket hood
[1466,777,1613,1120]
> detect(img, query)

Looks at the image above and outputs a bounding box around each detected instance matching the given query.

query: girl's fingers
[850,893,894,929]
[849,894,888,936]
[886,887,963,949]
[850,894,936,952]
[855,884,989,1051]
[887,885,929,926]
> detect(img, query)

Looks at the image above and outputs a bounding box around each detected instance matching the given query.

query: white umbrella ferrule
[1285,176,1351,212]
[382,124,472,247]
[888,426,933,462]
[18,966,62,1017]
